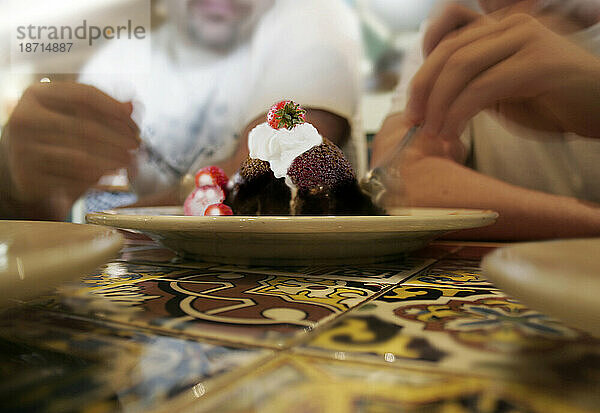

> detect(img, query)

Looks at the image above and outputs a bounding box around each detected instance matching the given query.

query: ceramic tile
[37,264,384,348]
[186,354,598,413]
[403,259,495,289]
[0,306,271,413]
[209,257,436,284]
[300,285,600,390]
[24,262,184,310]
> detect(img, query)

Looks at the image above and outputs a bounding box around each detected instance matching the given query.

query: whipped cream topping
[248,123,323,178]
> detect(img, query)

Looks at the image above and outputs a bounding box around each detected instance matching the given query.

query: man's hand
[0,82,140,220]
[371,112,467,208]
[405,3,600,141]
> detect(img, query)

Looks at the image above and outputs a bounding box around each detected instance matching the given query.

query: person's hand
[404,3,600,141]
[0,82,140,219]
[370,112,467,207]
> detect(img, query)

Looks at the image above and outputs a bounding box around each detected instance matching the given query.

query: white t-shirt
[79,0,363,197]
[390,17,600,203]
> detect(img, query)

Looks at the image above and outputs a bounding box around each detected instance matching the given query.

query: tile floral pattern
[402,259,496,289]
[37,264,384,348]
[6,239,599,413]
[301,285,600,390]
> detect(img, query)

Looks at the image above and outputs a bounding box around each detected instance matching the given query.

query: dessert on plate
[184,101,383,216]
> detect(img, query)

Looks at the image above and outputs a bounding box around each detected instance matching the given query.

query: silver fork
[361,125,420,205]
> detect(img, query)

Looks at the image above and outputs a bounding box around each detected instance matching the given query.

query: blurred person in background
[372,0,600,240]
[0,0,363,220]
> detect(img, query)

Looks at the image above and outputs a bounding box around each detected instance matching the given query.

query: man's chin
[189,24,238,50]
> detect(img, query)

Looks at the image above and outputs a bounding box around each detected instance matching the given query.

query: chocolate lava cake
[225,100,383,216]
[227,138,383,216]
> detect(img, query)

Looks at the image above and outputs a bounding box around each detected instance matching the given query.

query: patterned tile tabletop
[2,237,599,412]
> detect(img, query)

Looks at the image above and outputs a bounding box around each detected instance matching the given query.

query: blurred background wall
[348,0,436,134]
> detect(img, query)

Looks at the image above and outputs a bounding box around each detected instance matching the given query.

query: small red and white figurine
[184,166,233,216]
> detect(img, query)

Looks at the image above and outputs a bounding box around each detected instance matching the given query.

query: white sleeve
[78,41,175,196]
[78,41,147,127]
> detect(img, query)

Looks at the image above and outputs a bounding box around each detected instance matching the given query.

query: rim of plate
[86,206,498,234]
[0,221,124,295]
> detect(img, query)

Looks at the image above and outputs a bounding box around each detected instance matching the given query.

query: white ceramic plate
[481,238,600,337]
[87,207,497,266]
[0,221,124,307]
